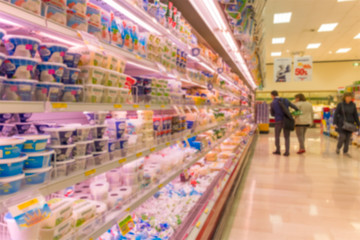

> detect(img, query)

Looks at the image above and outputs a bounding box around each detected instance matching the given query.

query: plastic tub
[24,150,54,169]
[79,66,106,85]
[14,122,32,134]
[0,113,14,123]
[36,62,66,82]
[4,212,40,239]
[86,2,101,26]
[49,144,75,161]
[103,70,120,87]
[0,154,27,177]
[16,113,32,122]
[93,124,107,139]
[74,155,87,171]
[118,88,131,104]
[34,123,56,134]
[72,125,92,142]
[62,67,80,84]
[77,47,104,66]
[74,140,93,157]
[39,215,73,240]
[61,84,84,102]
[3,35,41,58]
[19,134,50,153]
[38,43,68,63]
[0,29,6,45]
[93,151,109,165]
[0,174,24,195]
[64,52,81,68]
[84,84,104,103]
[42,198,73,228]
[94,137,109,152]
[84,112,107,125]
[44,127,74,145]
[102,86,119,104]
[2,79,37,101]
[35,82,64,101]
[53,159,75,177]
[24,166,52,184]
[0,137,25,159]
[41,2,66,25]
[1,124,17,137]
[67,11,87,31]
[2,56,38,79]
[67,0,87,15]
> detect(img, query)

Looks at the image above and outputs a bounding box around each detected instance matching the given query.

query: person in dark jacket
[270,90,299,156]
[333,92,360,157]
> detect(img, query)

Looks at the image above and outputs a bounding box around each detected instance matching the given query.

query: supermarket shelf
[84,127,240,239]
[0,120,233,212]
[0,101,44,113]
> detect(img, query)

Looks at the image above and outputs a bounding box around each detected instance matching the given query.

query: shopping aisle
[225,128,360,240]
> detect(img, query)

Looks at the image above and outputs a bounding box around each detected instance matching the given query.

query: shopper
[333,92,360,157]
[294,93,313,154]
[270,90,299,156]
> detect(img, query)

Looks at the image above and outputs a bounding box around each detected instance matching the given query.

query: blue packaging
[36,62,66,83]
[61,84,83,102]
[38,43,68,63]
[3,79,38,101]
[24,150,54,169]
[0,137,25,159]
[62,67,80,84]
[119,139,128,149]
[2,56,38,79]
[94,125,107,139]
[15,122,32,134]
[17,113,32,123]
[24,167,52,184]
[0,174,24,195]
[0,114,14,123]
[3,35,40,58]
[64,52,81,68]
[0,154,27,177]
[21,135,50,153]
[35,82,64,102]
[108,140,117,152]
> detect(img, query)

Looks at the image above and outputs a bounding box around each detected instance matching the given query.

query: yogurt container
[86,3,101,26]
[4,211,40,239]
[24,166,52,184]
[84,84,104,103]
[0,113,14,123]
[93,151,109,165]
[3,35,41,58]
[14,122,32,134]
[20,134,50,153]
[94,137,109,152]
[72,199,96,228]
[72,125,92,142]
[41,2,66,26]
[0,174,24,195]
[10,0,41,14]
[103,70,120,87]
[39,214,73,240]
[67,0,87,15]
[0,137,25,159]
[24,150,54,169]
[74,154,87,170]
[88,22,102,40]
[35,82,64,101]
[77,47,104,66]
[38,43,68,63]
[0,124,17,137]
[64,52,81,68]
[49,144,75,161]
[0,53,6,74]
[0,154,27,177]
[0,29,6,45]
[42,198,73,228]
[2,56,38,79]
[16,113,32,122]
[67,11,87,31]
[2,79,37,101]
[102,86,119,103]
[61,84,84,102]
[100,10,111,43]
[34,123,56,134]
[79,66,106,85]
[53,158,75,177]
[36,62,66,82]
[74,140,93,156]
[62,67,80,84]
[93,124,107,139]
[44,127,74,145]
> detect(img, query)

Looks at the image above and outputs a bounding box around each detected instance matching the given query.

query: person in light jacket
[294,93,313,154]
[333,92,360,157]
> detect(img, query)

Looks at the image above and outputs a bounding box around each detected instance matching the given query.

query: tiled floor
[225,129,360,240]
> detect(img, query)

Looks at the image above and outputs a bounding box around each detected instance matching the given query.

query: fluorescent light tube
[354,33,360,39]
[202,0,227,30]
[271,52,282,57]
[336,48,351,53]
[318,23,338,32]
[38,32,83,47]
[0,18,21,27]
[273,12,292,24]
[106,0,161,35]
[272,37,285,44]
[307,43,321,49]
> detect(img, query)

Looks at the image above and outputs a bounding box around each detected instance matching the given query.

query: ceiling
[264,0,360,63]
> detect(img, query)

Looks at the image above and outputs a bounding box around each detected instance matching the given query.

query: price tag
[118,215,135,236]
[145,104,151,109]
[166,142,170,146]
[161,104,166,108]
[85,169,96,177]
[133,104,139,109]
[158,183,164,189]
[119,158,126,164]
[8,195,51,229]
[150,147,156,152]
[52,103,67,109]
[125,207,131,212]
[136,152,143,158]
[196,221,201,228]
[204,208,209,214]
[114,104,122,109]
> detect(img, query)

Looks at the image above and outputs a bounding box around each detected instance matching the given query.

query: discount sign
[294,56,313,81]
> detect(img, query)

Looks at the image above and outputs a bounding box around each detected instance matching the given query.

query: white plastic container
[79,66,106,85]
[41,198,73,228]
[72,199,96,228]
[39,217,73,240]
[53,159,75,177]
[4,212,40,240]
[84,84,104,103]
[102,86,119,104]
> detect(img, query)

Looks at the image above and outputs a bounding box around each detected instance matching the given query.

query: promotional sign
[274,58,292,83]
[294,56,313,81]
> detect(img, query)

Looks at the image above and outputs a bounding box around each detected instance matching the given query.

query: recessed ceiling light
[307,43,321,49]
[271,52,282,57]
[272,37,286,44]
[318,23,338,32]
[354,33,360,39]
[273,12,292,24]
[336,48,351,53]
[338,0,355,2]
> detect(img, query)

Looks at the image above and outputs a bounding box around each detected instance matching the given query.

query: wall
[260,61,360,92]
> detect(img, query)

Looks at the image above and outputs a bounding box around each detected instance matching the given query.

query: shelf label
[52,103,67,109]
[133,104,139,109]
[85,169,96,177]
[158,183,164,189]
[150,147,156,152]
[125,207,130,212]
[196,221,201,228]
[114,104,122,109]
[166,142,170,146]
[8,195,51,229]
[145,104,151,108]
[119,158,127,164]
[204,208,209,214]
[136,152,143,158]
[161,104,166,108]
[118,215,135,236]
